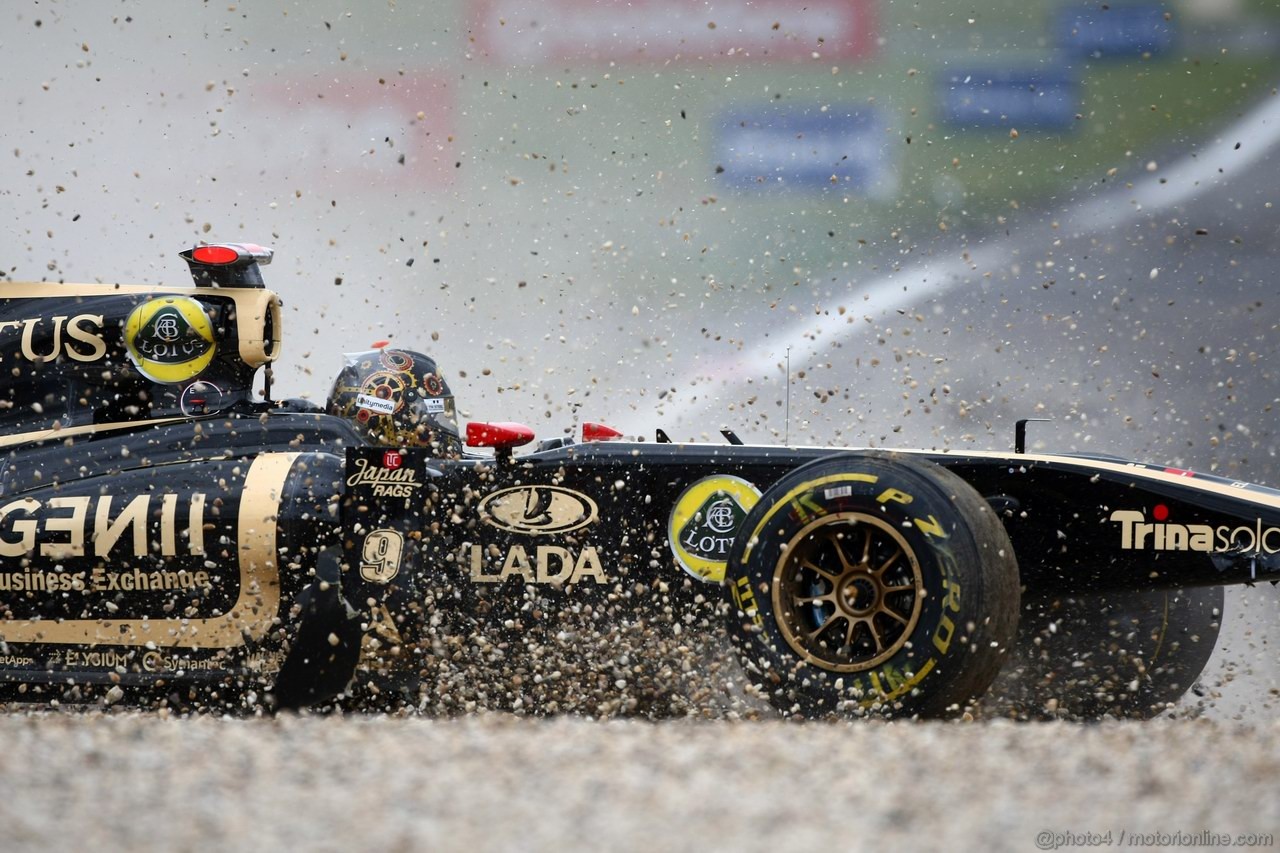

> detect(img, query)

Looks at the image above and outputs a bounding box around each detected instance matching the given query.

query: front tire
[725,453,1020,718]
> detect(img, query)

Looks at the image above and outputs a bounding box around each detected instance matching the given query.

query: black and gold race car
[0,244,1272,718]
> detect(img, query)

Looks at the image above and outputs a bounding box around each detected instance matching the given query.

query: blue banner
[715,109,893,195]
[940,68,1079,130]
[1057,3,1176,57]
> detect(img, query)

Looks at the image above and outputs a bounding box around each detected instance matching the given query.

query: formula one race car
[0,243,1273,719]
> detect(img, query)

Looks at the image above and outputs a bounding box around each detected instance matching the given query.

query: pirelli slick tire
[725,454,1020,719]
[982,586,1223,720]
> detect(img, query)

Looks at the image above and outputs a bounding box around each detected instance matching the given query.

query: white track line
[661,91,1280,428]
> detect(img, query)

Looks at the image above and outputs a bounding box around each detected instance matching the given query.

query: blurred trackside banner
[468,0,878,65]
[251,74,456,189]
[715,108,896,196]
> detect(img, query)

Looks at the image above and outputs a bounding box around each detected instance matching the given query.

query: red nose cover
[583,422,623,442]
[466,421,535,449]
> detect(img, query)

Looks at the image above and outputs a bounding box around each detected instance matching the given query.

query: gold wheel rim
[771,512,925,673]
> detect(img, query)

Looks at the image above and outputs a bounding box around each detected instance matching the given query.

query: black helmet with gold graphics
[327,347,461,455]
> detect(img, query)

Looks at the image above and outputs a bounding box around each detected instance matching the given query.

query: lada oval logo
[478,486,598,535]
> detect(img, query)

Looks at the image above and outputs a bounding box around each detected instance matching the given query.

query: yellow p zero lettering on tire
[868,658,937,703]
[731,575,763,627]
[943,577,961,612]
[741,473,877,563]
[877,487,914,506]
[790,493,826,524]
[932,577,961,654]
[883,663,909,692]
[913,514,947,539]
[933,615,956,654]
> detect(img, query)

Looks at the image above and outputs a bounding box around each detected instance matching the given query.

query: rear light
[466,421,535,449]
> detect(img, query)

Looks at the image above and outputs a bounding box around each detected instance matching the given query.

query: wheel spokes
[880,605,909,626]
[862,617,886,654]
[805,612,842,644]
[774,512,925,673]
[799,557,841,585]
[824,530,856,574]
[843,616,859,650]
[873,547,903,577]
[859,528,873,567]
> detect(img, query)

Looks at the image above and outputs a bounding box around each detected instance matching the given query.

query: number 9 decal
[359,529,405,584]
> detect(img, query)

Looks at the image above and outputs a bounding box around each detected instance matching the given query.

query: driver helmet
[327,347,461,455]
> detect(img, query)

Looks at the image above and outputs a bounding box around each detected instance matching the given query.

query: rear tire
[725,453,1020,718]
[982,586,1223,719]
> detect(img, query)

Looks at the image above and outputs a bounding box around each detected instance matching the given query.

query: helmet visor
[400,391,458,449]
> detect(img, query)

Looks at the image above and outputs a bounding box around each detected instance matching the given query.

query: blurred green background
[4,0,1277,404]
